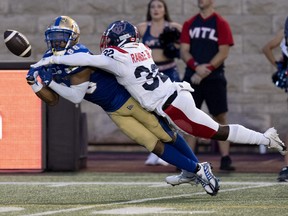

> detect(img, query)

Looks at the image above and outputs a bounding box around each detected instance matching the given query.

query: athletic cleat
[264,128,287,155]
[277,166,288,182]
[165,170,197,186]
[195,162,220,196]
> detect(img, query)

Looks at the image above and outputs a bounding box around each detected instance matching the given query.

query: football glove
[26,67,39,85]
[38,67,53,86]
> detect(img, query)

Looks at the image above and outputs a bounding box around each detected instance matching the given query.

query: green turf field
[0,172,287,216]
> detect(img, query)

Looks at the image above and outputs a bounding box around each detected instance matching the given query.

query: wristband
[207,64,216,71]
[31,82,43,93]
[187,58,198,71]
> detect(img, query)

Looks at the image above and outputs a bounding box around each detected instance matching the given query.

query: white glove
[31,56,55,68]
[175,81,194,92]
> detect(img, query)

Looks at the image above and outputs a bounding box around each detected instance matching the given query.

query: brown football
[4,29,32,57]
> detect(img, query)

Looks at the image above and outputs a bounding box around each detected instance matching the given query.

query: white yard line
[16,181,279,216]
[0,181,282,186]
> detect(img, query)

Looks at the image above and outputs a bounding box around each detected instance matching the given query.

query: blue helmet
[100,20,139,51]
[45,16,80,55]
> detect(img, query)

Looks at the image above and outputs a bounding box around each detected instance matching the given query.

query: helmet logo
[112,22,126,35]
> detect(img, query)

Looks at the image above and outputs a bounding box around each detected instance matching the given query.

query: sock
[172,134,199,163]
[227,124,269,145]
[160,143,198,173]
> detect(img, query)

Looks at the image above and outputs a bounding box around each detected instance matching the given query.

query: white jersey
[101,43,177,111]
[50,43,178,111]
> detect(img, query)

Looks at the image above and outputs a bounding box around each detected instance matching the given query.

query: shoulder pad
[43,49,52,58]
[66,43,92,55]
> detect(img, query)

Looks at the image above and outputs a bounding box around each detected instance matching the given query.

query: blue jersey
[142,22,163,49]
[43,43,130,112]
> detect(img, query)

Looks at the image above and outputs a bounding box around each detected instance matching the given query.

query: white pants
[158,90,219,139]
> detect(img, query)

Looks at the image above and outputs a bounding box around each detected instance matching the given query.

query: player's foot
[277,166,288,182]
[264,128,287,155]
[195,162,220,196]
[165,170,197,186]
[220,156,235,171]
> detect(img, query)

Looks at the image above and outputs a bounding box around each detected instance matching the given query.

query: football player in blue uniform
[27,16,220,196]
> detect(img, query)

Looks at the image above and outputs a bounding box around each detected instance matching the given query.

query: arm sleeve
[53,53,116,72]
[180,21,191,44]
[217,18,234,46]
[49,80,89,104]
[52,53,120,75]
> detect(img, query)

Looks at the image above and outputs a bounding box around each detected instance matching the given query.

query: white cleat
[195,162,220,196]
[264,128,287,155]
[165,170,197,186]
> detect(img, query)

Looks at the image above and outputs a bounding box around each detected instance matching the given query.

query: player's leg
[109,99,198,167]
[183,83,204,155]
[109,114,198,173]
[123,97,199,160]
[163,90,286,155]
[203,78,234,170]
[114,97,172,166]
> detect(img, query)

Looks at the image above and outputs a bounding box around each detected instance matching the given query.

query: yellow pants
[108,97,173,151]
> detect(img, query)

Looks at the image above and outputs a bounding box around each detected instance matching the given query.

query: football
[4,29,31,57]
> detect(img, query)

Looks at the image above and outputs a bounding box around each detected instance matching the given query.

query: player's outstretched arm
[26,66,59,106]
[32,53,113,71]
[38,67,91,104]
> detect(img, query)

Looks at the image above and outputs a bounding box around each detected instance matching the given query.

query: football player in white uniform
[33,20,287,186]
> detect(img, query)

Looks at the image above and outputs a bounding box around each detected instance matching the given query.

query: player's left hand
[26,67,39,85]
[38,67,53,86]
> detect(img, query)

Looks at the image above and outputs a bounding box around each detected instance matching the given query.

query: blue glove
[38,67,53,86]
[26,67,39,85]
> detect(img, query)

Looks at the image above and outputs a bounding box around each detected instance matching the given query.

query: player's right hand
[26,67,39,85]
[38,67,53,86]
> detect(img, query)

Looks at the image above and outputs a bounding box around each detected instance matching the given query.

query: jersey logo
[126,104,134,110]
[189,27,217,41]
